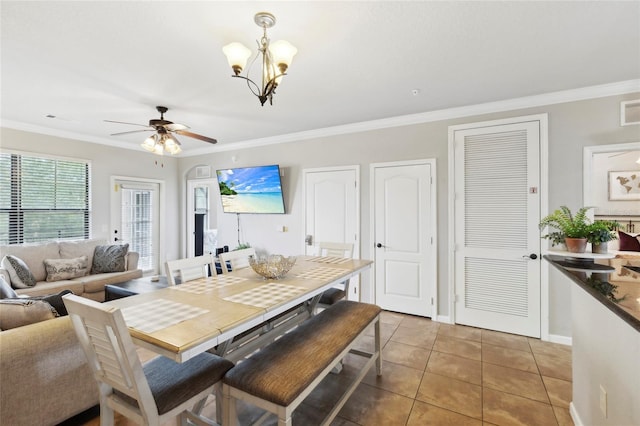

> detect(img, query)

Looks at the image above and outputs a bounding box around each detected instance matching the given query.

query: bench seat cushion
[223,301,380,406]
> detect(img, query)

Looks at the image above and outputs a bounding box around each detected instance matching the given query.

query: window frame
[0,149,92,245]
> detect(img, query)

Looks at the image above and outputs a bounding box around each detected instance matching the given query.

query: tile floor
[76,310,574,426]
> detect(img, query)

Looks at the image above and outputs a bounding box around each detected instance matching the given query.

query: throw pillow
[1,255,37,288]
[0,299,58,330]
[26,289,73,316]
[44,256,89,282]
[0,275,18,299]
[92,244,129,273]
[618,231,640,252]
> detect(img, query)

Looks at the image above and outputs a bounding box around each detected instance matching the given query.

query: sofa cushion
[14,280,85,298]
[0,241,60,282]
[0,299,58,330]
[80,269,142,293]
[92,244,129,273]
[1,255,37,288]
[0,275,17,299]
[59,239,106,273]
[44,256,89,282]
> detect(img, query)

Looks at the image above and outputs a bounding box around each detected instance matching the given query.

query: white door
[303,166,360,300]
[452,117,542,338]
[372,160,436,317]
[111,179,160,274]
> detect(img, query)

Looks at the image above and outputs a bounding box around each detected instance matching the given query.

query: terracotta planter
[592,242,608,254]
[565,237,587,253]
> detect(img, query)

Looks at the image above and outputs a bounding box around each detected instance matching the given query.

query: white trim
[110,175,165,275]
[3,80,638,157]
[369,159,437,318]
[448,114,549,338]
[435,315,452,324]
[548,334,572,346]
[570,402,585,426]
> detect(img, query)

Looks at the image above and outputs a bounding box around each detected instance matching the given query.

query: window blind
[0,152,90,245]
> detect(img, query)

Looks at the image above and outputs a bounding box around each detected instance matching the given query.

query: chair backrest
[63,294,158,423]
[218,247,256,273]
[165,254,216,285]
[317,242,354,258]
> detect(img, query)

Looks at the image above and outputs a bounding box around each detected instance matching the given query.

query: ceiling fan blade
[165,122,189,131]
[111,129,154,136]
[174,130,217,144]
[104,119,151,128]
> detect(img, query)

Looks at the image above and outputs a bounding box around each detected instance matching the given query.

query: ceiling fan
[105,106,217,155]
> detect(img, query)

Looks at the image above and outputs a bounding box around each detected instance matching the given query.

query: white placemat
[222,283,306,308]
[121,299,208,333]
[306,256,352,264]
[295,266,347,281]
[168,275,247,294]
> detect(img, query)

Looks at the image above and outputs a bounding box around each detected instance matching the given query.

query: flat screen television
[216,164,285,214]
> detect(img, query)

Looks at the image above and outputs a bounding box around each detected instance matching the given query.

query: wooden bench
[221,300,382,426]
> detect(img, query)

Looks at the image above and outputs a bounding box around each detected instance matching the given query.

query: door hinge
[454,294,460,302]
[430,297,434,305]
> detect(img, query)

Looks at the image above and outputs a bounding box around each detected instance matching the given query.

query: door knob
[523,253,538,260]
[376,243,386,248]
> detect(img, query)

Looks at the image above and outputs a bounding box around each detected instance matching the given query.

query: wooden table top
[106,256,372,362]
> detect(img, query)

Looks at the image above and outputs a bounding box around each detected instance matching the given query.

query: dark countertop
[544,254,640,333]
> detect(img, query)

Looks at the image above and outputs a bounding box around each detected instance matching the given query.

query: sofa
[0,239,143,425]
[0,315,100,425]
[0,238,142,301]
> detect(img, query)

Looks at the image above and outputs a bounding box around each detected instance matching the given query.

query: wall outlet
[599,385,607,418]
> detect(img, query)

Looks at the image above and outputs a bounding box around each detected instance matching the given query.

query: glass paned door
[112,180,160,274]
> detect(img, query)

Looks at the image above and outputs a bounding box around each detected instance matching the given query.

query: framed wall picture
[608,170,640,200]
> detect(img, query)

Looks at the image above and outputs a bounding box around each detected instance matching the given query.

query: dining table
[105,255,373,363]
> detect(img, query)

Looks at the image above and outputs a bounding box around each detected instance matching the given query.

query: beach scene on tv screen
[217,165,285,214]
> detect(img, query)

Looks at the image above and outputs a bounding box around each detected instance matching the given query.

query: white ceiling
[2,1,639,156]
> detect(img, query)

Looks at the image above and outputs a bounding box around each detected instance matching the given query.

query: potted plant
[587,220,619,254]
[539,206,593,253]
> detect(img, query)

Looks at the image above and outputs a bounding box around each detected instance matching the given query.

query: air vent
[196,166,211,179]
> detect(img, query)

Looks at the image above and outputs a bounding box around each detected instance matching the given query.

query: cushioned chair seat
[223,301,381,406]
[318,287,345,305]
[115,352,234,415]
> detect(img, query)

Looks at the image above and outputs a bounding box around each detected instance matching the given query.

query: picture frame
[608,170,640,200]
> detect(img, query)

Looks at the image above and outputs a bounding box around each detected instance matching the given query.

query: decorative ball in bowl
[249,255,296,279]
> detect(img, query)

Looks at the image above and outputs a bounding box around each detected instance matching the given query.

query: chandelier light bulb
[223,42,252,75]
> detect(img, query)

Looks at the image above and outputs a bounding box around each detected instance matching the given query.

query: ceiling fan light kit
[223,12,297,106]
[106,105,217,156]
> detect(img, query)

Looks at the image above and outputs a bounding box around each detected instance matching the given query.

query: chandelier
[222,12,297,106]
[140,129,181,155]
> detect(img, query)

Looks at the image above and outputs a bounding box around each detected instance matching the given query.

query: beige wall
[2,91,639,339]
[0,128,182,264]
[180,92,640,339]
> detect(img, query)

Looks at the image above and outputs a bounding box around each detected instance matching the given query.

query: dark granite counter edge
[544,255,640,333]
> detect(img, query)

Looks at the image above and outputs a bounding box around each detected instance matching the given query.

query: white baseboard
[570,402,584,426]
[435,315,452,324]
[548,334,573,346]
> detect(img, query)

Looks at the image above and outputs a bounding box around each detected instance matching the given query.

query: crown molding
[185,79,640,156]
[3,80,639,157]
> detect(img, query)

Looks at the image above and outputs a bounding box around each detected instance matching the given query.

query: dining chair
[62,294,234,426]
[218,248,256,274]
[316,242,354,308]
[165,254,216,285]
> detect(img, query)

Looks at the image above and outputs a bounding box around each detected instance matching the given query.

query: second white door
[372,160,436,317]
[303,166,360,300]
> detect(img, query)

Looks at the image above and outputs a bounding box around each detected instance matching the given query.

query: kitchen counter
[544,254,640,332]
[544,254,639,426]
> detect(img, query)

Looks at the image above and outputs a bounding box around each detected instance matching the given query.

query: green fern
[539,206,594,240]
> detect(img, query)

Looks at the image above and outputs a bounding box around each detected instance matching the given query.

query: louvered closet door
[454,121,541,337]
